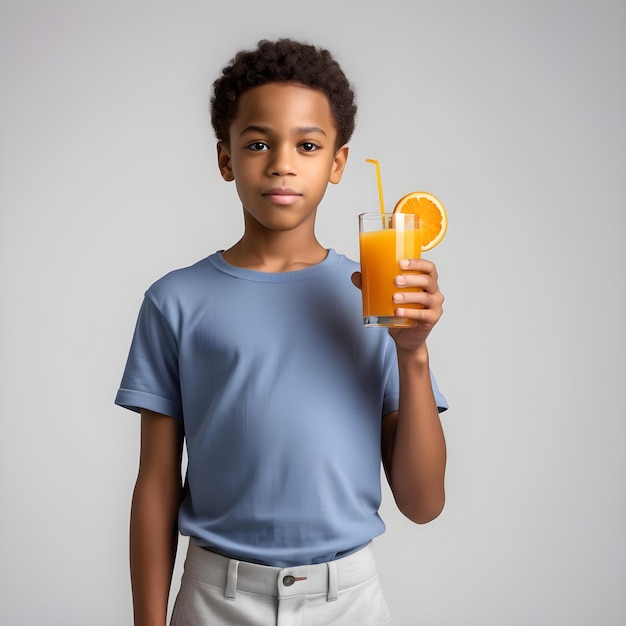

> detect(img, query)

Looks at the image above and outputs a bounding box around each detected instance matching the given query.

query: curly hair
[210,39,357,148]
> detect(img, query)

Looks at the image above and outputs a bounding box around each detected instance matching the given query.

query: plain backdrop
[1,1,624,625]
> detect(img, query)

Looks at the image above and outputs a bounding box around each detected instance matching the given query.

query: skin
[216,82,348,271]
[130,411,183,626]
[129,82,446,625]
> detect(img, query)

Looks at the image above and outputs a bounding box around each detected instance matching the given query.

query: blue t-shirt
[115,249,447,566]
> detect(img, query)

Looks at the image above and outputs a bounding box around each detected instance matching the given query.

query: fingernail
[399,259,410,269]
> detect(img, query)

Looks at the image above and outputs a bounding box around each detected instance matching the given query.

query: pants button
[282,575,295,586]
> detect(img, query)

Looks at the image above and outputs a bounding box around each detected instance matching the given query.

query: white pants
[170,541,392,625]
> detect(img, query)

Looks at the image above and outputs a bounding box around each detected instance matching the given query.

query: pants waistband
[183,541,378,601]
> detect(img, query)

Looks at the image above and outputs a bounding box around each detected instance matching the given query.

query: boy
[116,38,447,626]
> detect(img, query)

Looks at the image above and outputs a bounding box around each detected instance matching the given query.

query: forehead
[231,83,336,135]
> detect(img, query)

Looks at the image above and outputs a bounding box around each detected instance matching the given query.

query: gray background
[1,1,624,624]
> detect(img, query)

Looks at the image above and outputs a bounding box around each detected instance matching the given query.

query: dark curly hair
[210,39,357,149]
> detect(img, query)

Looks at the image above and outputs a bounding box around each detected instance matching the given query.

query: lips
[262,188,302,205]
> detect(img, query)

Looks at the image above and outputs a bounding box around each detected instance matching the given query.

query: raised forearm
[390,343,447,523]
[130,477,182,626]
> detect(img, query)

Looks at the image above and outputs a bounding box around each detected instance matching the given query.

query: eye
[247,142,268,151]
[300,142,319,152]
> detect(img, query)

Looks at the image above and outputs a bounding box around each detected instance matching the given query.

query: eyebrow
[239,125,327,137]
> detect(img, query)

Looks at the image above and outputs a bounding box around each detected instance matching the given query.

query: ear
[329,145,349,185]
[217,142,234,181]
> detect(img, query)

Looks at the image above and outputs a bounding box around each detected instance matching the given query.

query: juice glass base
[363,315,413,328]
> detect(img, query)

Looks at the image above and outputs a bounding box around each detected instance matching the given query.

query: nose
[267,145,295,176]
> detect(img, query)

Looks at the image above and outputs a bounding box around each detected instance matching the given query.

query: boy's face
[217,83,348,234]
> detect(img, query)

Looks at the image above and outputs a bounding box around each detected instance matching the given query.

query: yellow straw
[366,159,385,214]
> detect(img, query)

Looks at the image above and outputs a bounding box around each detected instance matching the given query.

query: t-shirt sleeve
[114,294,183,419]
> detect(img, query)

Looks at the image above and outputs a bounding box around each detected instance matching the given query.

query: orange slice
[393,191,448,251]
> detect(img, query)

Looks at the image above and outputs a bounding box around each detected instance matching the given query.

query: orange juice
[359,214,421,327]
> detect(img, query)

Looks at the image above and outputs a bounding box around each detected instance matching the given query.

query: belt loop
[327,561,338,602]
[225,559,239,600]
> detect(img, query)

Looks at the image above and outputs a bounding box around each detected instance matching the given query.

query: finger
[399,258,438,276]
[394,303,443,325]
[351,271,362,290]
[394,307,441,332]
[394,289,444,310]
[394,273,442,296]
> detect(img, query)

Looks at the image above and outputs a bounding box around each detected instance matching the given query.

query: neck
[222,231,327,273]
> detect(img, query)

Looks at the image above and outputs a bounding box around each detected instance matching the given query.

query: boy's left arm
[383,258,447,524]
